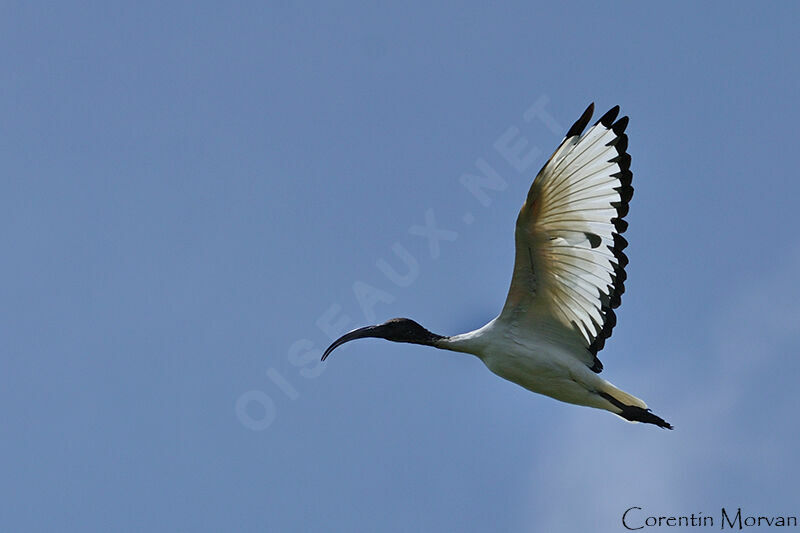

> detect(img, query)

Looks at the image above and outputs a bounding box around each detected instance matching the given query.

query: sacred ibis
[322,103,672,429]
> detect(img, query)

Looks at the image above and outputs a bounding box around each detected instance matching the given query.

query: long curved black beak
[321,325,382,361]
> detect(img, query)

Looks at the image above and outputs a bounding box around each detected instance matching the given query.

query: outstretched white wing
[502,104,632,372]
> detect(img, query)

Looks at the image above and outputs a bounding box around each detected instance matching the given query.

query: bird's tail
[597,382,673,429]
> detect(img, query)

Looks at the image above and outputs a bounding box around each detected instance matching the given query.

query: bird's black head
[321,318,444,361]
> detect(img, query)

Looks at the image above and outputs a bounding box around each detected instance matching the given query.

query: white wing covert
[502,104,632,373]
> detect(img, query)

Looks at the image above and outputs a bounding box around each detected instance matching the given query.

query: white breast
[444,316,608,409]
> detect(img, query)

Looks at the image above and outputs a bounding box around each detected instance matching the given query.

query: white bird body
[322,103,671,428]
[442,314,646,417]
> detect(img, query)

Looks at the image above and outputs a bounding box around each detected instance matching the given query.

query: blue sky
[2,2,799,531]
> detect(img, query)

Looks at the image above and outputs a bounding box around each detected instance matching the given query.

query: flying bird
[322,103,672,429]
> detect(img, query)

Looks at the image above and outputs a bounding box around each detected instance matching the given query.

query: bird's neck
[434,319,498,357]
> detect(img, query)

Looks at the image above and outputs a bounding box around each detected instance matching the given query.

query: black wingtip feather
[613,202,630,218]
[615,184,634,203]
[613,134,628,154]
[597,105,620,127]
[565,103,594,138]
[588,112,633,361]
[612,116,629,135]
[609,153,632,170]
[612,169,633,187]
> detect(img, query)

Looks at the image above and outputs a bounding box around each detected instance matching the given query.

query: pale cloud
[518,246,800,532]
